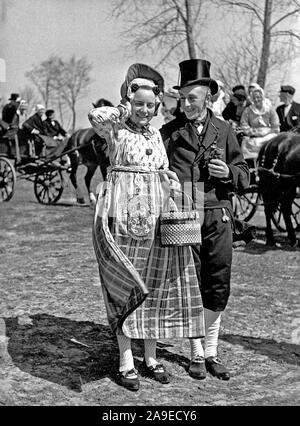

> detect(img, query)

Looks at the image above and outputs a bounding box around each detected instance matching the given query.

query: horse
[66,98,113,205]
[257,131,300,247]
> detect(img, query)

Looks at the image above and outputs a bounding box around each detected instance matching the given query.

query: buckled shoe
[118,368,140,391]
[205,356,230,380]
[143,359,170,384]
[188,355,206,380]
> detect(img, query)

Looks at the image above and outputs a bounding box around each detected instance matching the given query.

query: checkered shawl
[93,171,204,339]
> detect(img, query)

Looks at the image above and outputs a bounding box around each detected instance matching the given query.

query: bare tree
[215,21,260,91]
[215,18,296,100]
[54,56,92,132]
[215,0,300,87]
[19,85,39,115]
[26,55,92,131]
[25,55,61,108]
[109,0,209,68]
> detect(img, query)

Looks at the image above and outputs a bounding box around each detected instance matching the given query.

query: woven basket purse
[160,192,202,247]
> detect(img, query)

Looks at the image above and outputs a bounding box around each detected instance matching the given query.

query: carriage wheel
[232,185,260,222]
[271,193,300,232]
[34,169,64,204]
[0,157,16,202]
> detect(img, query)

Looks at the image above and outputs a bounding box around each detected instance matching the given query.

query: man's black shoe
[205,356,230,380]
[188,355,206,380]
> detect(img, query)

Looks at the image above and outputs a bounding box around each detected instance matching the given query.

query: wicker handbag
[160,192,202,247]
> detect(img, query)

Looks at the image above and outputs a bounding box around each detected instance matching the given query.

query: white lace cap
[127,78,163,103]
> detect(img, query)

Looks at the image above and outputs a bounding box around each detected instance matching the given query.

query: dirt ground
[0,168,299,407]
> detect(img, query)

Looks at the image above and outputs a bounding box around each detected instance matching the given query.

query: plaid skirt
[93,171,204,339]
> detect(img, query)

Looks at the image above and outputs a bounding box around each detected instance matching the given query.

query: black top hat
[8,93,21,101]
[173,59,218,95]
[280,85,295,95]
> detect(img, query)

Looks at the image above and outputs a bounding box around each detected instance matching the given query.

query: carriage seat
[241,133,277,160]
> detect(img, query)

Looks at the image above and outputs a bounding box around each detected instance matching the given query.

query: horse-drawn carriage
[0,126,71,204]
[232,131,300,246]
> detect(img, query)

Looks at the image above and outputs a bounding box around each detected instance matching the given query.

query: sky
[1,0,300,129]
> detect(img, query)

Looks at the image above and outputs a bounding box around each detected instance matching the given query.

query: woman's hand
[119,98,132,116]
[160,170,181,195]
[208,159,230,179]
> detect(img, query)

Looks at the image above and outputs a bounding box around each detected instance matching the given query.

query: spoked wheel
[271,193,300,232]
[0,157,16,202]
[34,168,64,204]
[232,185,260,222]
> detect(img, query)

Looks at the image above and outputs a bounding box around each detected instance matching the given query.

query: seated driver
[22,104,47,157]
[43,109,69,140]
[43,109,70,168]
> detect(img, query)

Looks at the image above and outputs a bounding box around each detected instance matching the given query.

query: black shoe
[188,355,206,380]
[205,356,230,380]
[118,368,140,391]
[143,359,170,384]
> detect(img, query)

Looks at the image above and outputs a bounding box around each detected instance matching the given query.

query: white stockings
[117,334,157,372]
[189,308,222,359]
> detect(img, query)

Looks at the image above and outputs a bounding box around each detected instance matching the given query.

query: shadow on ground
[220,333,300,366]
[4,313,188,392]
[234,225,300,254]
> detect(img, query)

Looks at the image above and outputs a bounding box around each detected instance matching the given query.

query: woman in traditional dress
[240,86,280,160]
[88,64,204,391]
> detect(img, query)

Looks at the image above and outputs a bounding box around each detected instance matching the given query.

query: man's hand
[208,159,230,179]
[31,128,40,135]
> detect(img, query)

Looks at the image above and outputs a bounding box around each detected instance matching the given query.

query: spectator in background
[43,109,69,140]
[43,109,71,167]
[22,104,46,157]
[161,88,181,123]
[240,86,279,159]
[15,100,28,129]
[247,82,272,109]
[211,80,227,120]
[222,85,247,126]
[1,93,21,125]
[276,85,300,132]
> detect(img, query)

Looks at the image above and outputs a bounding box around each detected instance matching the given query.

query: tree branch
[271,29,300,40]
[171,0,187,24]
[217,0,264,24]
[269,8,300,29]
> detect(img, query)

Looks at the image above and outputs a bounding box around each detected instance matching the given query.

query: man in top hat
[160,59,250,381]
[1,93,21,126]
[276,85,300,132]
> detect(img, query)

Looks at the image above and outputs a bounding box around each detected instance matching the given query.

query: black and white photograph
[0,0,299,411]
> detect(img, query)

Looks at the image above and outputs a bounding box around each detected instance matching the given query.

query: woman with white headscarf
[240,85,280,159]
[88,64,204,391]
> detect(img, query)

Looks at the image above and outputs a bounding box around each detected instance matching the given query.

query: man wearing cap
[222,85,248,125]
[1,93,21,125]
[43,109,69,140]
[276,85,300,132]
[160,59,249,381]
[23,104,46,157]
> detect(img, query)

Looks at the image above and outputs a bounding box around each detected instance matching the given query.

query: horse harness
[257,137,300,205]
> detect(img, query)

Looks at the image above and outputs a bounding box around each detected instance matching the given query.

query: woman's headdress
[120,63,164,104]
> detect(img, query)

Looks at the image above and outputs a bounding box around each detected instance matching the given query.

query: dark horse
[257,131,300,247]
[66,98,112,205]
